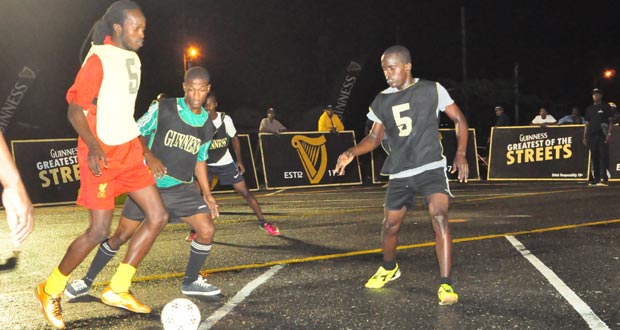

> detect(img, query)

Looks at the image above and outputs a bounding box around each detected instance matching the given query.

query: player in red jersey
[35,2,168,328]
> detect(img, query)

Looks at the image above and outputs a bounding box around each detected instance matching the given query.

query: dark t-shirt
[584,103,613,136]
[495,113,512,126]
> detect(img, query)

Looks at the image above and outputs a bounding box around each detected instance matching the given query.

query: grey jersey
[368,79,453,177]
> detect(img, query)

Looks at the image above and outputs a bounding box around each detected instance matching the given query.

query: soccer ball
[161,298,201,330]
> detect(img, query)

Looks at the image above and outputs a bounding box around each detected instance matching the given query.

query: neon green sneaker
[438,283,459,305]
[364,264,401,288]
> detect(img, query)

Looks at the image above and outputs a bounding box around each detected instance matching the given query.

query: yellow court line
[462,189,581,202]
[112,218,620,286]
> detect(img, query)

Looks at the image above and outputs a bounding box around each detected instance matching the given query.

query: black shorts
[384,167,452,211]
[122,183,210,221]
[208,162,244,185]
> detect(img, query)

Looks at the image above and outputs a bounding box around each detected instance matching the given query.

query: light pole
[184,46,199,72]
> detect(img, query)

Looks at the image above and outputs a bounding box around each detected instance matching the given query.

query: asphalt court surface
[1,181,619,329]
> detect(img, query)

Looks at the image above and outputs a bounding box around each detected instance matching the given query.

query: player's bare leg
[37,209,114,329]
[365,207,406,289]
[233,180,280,235]
[427,192,458,305]
[232,180,264,219]
[121,185,168,267]
[101,185,167,314]
[57,209,114,274]
[381,207,406,262]
[427,193,452,277]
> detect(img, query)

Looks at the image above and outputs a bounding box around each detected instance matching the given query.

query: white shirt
[531,114,556,124]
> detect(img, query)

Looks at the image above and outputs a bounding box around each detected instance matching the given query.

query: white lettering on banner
[505,135,573,165]
[551,173,581,178]
[334,61,362,116]
[50,147,77,158]
[0,67,36,132]
[36,145,80,187]
[284,171,304,179]
[518,132,548,142]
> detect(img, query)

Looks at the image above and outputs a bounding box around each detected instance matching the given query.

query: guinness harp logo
[291,135,328,184]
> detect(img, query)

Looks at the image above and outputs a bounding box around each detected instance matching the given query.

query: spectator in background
[558,107,584,125]
[259,107,287,133]
[584,88,614,186]
[318,104,344,132]
[530,107,557,126]
[494,105,512,126]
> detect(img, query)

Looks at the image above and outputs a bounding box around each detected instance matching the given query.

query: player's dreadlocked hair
[78,0,142,63]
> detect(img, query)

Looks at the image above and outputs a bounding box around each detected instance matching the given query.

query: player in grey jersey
[335,45,468,305]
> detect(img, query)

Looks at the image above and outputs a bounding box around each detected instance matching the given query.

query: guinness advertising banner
[11,139,79,205]
[606,125,620,181]
[259,131,362,189]
[371,129,480,183]
[210,134,259,192]
[487,125,589,180]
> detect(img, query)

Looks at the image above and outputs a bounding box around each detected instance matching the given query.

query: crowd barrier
[8,135,260,206]
[15,125,620,205]
[371,128,480,183]
[259,131,362,190]
[607,125,620,181]
[11,138,79,205]
[487,125,589,180]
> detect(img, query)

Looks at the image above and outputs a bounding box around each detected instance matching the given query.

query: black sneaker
[181,275,221,296]
[64,279,90,299]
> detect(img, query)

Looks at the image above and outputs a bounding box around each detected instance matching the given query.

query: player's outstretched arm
[334,121,384,175]
[0,132,34,246]
[444,103,469,183]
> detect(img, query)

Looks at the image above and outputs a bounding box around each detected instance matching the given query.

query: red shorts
[77,137,155,210]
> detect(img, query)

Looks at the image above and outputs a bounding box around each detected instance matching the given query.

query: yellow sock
[45,267,69,295]
[109,263,136,293]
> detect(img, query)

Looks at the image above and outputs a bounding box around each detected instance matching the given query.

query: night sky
[1,0,620,143]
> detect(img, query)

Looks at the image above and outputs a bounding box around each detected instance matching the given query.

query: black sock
[84,240,118,285]
[182,240,212,286]
[440,277,452,286]
[258,219,266,226]
[382,260,397,271]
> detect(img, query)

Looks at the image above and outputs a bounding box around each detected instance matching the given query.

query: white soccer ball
[161,298,201,330]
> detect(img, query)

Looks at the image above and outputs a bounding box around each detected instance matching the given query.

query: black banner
[1,66,37,133]
[331,60,363,117]
[259,131,362,189]
[606,125,620,181]
[11,139,79,205]
[487,125,588,180]
[371,129,480,183]
[210,134,259,192]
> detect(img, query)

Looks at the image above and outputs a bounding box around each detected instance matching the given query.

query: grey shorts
[208,162,244,185]
[122,183,210,221]
[384,167,452,211]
